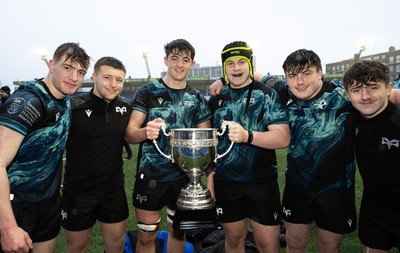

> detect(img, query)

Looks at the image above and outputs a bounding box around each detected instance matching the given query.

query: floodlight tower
[354,45,367,63]
[142,52,151,79]
[41,54,50,69]
[358,45,366,57]
[34,49,50,69]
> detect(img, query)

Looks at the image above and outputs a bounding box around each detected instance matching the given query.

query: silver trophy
[153,121,233,230]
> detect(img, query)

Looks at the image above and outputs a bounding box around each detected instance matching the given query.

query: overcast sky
[1,0,399,91]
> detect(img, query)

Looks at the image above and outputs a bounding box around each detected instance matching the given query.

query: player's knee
[137,218,161,233]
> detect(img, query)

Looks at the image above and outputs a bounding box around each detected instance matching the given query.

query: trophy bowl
[170,128,217,210]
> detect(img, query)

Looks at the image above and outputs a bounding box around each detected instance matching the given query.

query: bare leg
[316,227,343,253]
[222,219,247,253]
[64,228,93,253]
[284,221,311,253]
[250,220,281,253]
[31,238,57,253]
[101,219,127,253]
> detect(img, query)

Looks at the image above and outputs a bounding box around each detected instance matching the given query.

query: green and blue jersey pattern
[209,81,288,182]
[0,80,70,207]
[132,79,211,182]
[261,77,356,193]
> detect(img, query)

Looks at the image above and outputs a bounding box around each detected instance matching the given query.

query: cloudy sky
[1,0,399,91]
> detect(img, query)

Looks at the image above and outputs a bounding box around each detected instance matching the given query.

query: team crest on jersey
[116,106,127,115]
[218,99,223,107]
[7,97,26,114]
[184,100,194,107]
[314,99,327,109]
[243,97,255,104]
[216,207,223,215]
[381,137,399,150]
[157,98,164,105]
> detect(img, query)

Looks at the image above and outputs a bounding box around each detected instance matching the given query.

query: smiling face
[92,65,125,102]
[346,81,392,119]
[343,60,392,119]
[285,65,323,101]
[164,49,195,82]
[48,55,88,99]
[225,57,252,89]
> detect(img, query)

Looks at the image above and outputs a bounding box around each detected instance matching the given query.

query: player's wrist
[247,130,253,144]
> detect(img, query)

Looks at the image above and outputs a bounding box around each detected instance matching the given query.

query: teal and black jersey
[132,78,212,182]
[209,80,288,183]
[261,77,356,193]
[0,79,70,207]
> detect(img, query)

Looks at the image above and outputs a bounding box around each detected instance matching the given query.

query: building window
[396,64,400,72]
[396,55,400,62]
[390,56,394,63]
[374,55,380,60]
[390,65,394,72]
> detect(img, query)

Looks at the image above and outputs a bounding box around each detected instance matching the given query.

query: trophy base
[173,208,219,231]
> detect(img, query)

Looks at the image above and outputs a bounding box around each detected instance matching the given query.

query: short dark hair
[342,61,390,91]
[282,49,322,75]
[53,42,91,70]
[0,86,11,95]
[94,56,126,75]
[164,39,195,60]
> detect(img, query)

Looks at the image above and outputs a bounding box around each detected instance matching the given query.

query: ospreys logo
[314,99,327,109]
[283,206,291,217]
[116,106,127,115]
[381,137,399,150]
[136,194,148,204]
[61,209,68,221]
[184,100,194,107]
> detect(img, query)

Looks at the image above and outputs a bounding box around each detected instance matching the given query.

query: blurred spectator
[0,86,11,106]
[393,73,400,89]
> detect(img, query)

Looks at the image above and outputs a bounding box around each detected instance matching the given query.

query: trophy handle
[153,122,174,162]
[214,121,234,163]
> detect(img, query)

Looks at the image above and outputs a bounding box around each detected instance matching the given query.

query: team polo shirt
[132,78,212,182]
[261,77,356,193]
[0,80,70,207]
[208,80,288,182]
[63,91,132,192]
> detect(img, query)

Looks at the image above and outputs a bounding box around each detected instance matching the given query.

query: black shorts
[132,179,188,211]
[358,197,400,251]
[282,184,357,234]
[11,194,61,243]
[61,183,129,231]
[214,180,281,225]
